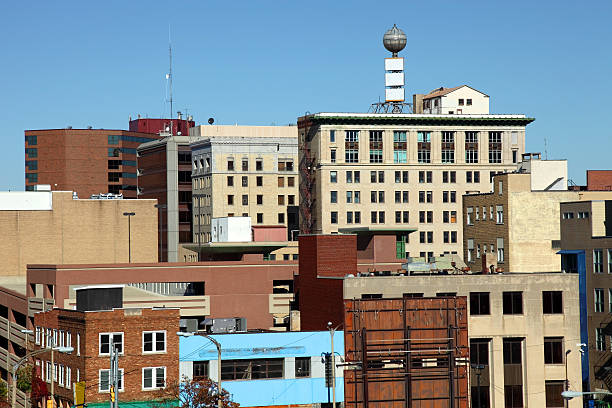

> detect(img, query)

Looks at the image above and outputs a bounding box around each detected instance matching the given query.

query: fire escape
[299,131,316,234]
[595,316,612,392]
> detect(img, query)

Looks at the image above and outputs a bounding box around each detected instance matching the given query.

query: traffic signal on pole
[324,353,333,388]
[110,385,116,402]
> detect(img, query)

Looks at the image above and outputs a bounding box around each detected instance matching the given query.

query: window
[240,176,248,187]
[108,135,120,145]
[226,176,234,187]
[99,369,124,392]
[470,292,490,315]
[227,195,234,205]
[503,292,523,315]
[143,367,166,389]
[256,176,263,187]
[346,191,353,203]
[345,130,359,163]
[544,338,563,364]
[497,238,505,263]
[257,213,263,224]
[330,171,337,183]
[77,333,80,356]
[417,131,431,163]
[288,177,295,187]
[488,132,502,163]
[331,212,338,224]
[595,288,604,312]
[278,195,285,205]
[143,331,166,353]
[256,159,263,171]
[562,212,574,219]
[369,130,383,163]
[496,205,504,224]
[470,339,489,366]
[354,211,361,223]
[465,131,478,163]
[354,191,361,203]
[193,361,209,380]
[242,159,248,171]
[347,211,354,224]
[594,249,603,273]
[545,381,564,408]
[278,213,285,223]
[393,131,407,163]
[418,171,432,183]
[227,160,234,171]
[25,135,38,145]
[99,333,123,355]
[441,131,455,163]
[221,359,283,381]
[26,160,38,171]
[242,195,248,205]
[295,357,311,377]
[330,191,337,203]
[66,366,71,388]
[543,291,563,314]
[596,328,606,351]
[59,365,64,386]
[288,195,295,205]
[578,211,590,219]
[330,149,336,163]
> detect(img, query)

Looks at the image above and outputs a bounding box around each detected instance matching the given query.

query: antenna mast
[168,35,174,136]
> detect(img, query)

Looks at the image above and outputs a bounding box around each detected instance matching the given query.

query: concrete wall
[343,273,583,408]
[0,191,157,276]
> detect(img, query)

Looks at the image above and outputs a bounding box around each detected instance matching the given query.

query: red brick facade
[33,307,179,406]
[587,170,612,191]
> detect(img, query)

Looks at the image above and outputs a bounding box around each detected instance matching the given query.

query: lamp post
[12,339,73,408]
[562,390,612,399]
[177,331,223,408]
[564,349,571,408]
[154,204,167,262]
[327,322,340,408]
[123,212,135,262]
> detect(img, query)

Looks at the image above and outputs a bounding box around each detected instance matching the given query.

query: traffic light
[324,353,333,388]
[110,385,116,402]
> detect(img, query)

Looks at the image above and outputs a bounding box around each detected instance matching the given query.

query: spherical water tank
[383,24,407,57]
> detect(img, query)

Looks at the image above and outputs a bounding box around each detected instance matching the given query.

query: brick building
[33,304,179,407]
[24,128,161,198]
[129,116,194,137]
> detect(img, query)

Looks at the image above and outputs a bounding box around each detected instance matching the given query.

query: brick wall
[587,170,612,191]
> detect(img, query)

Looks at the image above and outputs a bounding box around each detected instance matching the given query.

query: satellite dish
[208,118,215,125]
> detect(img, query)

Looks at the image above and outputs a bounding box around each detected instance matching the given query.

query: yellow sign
[74,381,86,405]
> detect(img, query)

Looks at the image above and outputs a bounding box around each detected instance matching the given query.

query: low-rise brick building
[33,304,179,407]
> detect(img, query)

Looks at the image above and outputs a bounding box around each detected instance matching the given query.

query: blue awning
[557,249,584,254]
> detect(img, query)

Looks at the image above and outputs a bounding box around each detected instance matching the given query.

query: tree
[16,364,32,393]
[153,377,240,408]
[30,366,48,404]
[0,380,9,408]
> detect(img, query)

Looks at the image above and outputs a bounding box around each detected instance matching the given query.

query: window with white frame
[59,330,65,347]
[35,327,41,345]
[66,331,71,348]
[46,329,52,348]
[596,328,606,351]
[143,367,166,390]
[497,238,504,263]
[66,366,71,389]
[46,361,51,383]
[594,249,604,273]
[53,363,58,382]
[59,365,64,387]
[467,239,474,263]
[53,329,57,347]
[77,333,80,356]
[143,331,166,353]
[99,369,124,392]
[99,333,124,355]
[496,205,504,224]
[595,288,605,312]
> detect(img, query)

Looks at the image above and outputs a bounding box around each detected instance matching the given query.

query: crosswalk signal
[110,385,116,402]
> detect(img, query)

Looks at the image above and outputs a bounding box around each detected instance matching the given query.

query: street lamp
[123,212,136,262]
[12,340,73,408]
[177,331,223,408]
[327,321,342,408]
[154,204,167,262]
[562,390,612,399]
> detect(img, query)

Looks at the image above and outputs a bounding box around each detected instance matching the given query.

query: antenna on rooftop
[370,25,412,114]
[544,137,548,160]
[167,26,174,136]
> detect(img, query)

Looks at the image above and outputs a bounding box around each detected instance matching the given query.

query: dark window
[503,339,522,364]
[545,381,564,408]
[108,135,120,145]
[25,148,38,158]
[178,152,191,164]
[544,338,563,364]
[403,293,423,298]
[503,292,523,315]
[256,176,263,186]
[257,213,263,224]
[504,385,523,408]
[331,212,338,224]
[228,195,234,205]
[256,160,263,171]
[108,160,121,170]
[295,357,310,377]
[437,292,457,297]
[361,294,383,299]
[242,176,248,187]
[242,195,248,205]
[108,172,121,182]
[221,358,283,381]
[257,195,263,205]
[25,135,37,145]
[108,185,120,194]
[227,160,234,171]
[543,291,563,314]
[470,339,489,365]
[178,171,191,183]
[25,160,38,171]
[227,176,234,187]
[470,292,490,315]
[193,361,209,380]
[25,173,38,183]
[242,159,248,171]
[178,191,191,203]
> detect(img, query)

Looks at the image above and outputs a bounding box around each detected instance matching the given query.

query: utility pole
[110,343,119,408]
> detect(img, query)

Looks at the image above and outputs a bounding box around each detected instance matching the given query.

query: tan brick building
[190,125,299,260]
[0,190,158,276]
[33,306,179,407]
[462,162,612,273]
[298,103,534,260]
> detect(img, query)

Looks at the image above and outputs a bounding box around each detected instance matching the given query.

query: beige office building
[344,272,583,408]
[463,157,612,273]
[190,125,299,259]
[298,89,534,259]
[0,190,158,276]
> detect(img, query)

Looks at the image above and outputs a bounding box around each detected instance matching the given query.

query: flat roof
[182,241,289,254]
[338,226,417,235]
[300,112,535,126]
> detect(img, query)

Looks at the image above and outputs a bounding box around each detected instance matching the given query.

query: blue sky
[1,0,611,189]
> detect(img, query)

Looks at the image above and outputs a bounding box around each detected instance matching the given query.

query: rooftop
[300,112,534,126]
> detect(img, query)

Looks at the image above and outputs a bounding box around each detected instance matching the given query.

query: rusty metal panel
[344,297,469,408]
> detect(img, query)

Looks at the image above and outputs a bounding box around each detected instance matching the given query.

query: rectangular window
[393,131,407,163]
[227,176,234,187]
[143,367,166,389]
[488,131,502,163]
[227,160,234,171]
[221,359,283,381]
[143,331,166,353]
[369,130,383,163]
[417,131,431,163]
[295,357,311,377]
[347,171,353,183]
[288,195,295,205]
[278,213,285,223]
[193,361,209,380]
[497,238,505,263]
[330,149,336,163]
[227,195,234,205]
[242,159,248,171]
[330,171,337,183]
[354,211,361,223]
[543,291,563,314]
[503,292,523,315]
[354,191,360,203]
[545,381,564,408]
[256,176,263,187]
[470,292,490,315]
[596,328,606,351]
[99,369,124,392]
[25,135,38,145]
[330,130,336,143]
[465,131,479,163]
[331,191,338,203]
[278,195,285,205]
[242,195,248,205]
[347,211,354,224]
[345,130,359,163]
[26,160,38,171]
[441,131,455,163]
[257,213,263,224]
[595,288,604,312]
[242,176,248,187]
[256,159,263,171]
[594,249,603,273]
[544,338,563,364]
[108,135,120,145]
[331,211,338,224]
[496,205,504,224]
[99,333,123,355]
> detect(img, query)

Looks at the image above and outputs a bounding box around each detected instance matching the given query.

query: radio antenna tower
[370,25,412,114]
[167,27,174,136]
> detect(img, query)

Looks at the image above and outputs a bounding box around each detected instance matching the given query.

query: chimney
[481,253,489,274]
